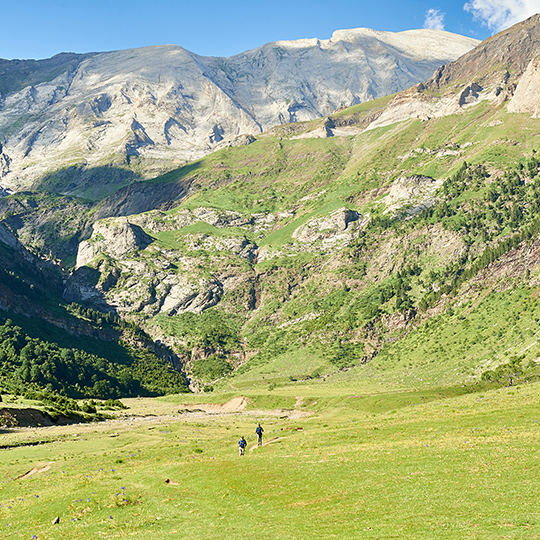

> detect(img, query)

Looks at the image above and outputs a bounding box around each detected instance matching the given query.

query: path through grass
[1,383,540,539]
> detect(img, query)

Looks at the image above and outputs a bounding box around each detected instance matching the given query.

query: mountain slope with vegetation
[1,16,540,397]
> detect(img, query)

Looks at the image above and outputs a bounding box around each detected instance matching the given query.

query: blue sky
[1,0,539,60]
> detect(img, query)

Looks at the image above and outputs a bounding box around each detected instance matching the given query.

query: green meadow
[2,381,540,539]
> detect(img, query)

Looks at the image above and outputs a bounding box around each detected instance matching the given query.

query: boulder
[385,175,444,215]
[292,208,363,247]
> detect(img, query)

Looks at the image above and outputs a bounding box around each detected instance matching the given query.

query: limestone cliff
[0,29,478,196]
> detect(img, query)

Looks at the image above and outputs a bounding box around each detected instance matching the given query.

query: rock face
[364,14,540,131]
[0,29,478,196]
[70,203,371,315]
[72,212,253,316]
[76,218,153,267]
[508,56,540,117]
[0,222,21,249]
[384,175,444,216]
[292,208,364,246]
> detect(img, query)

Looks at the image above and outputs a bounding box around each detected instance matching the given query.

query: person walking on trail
[255,423,264,446]
[238,436,247,456]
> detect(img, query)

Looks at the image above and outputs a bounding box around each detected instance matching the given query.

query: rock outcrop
[363,15,540,131]
[384,175,444,215]
[71,212,253,316]
[76,218,153,267]
[508,56,540,117]
[292,208,363,245]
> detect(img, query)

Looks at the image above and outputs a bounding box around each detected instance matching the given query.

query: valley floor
[1,383,540,539]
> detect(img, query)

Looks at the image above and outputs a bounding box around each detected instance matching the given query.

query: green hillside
[121,98,540,392]
[3,92,540,396]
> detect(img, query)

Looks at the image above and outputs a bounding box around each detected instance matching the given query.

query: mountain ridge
[4,17,540,395]
[0,28,478,198]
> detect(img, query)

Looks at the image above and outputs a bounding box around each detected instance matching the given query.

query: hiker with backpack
[238,436,247,456]
[255,423,264,446]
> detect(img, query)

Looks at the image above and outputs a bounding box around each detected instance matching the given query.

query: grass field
[2,381,540,539]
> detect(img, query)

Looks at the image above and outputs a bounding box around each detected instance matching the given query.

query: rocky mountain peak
[425,13,540,91]
[363,14,540,132]
[0,27,478,198]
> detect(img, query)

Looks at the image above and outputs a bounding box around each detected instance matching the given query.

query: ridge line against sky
[1,0,539,60]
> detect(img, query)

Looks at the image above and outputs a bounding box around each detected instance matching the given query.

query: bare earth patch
[17,463,53,480]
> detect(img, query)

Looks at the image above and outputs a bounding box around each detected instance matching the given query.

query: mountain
[51,15,540,390]
[364,13,540,130]
[3,16,540,395]
[0,29,478,199]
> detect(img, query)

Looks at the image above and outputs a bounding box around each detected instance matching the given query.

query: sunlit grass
[2,382,540,539]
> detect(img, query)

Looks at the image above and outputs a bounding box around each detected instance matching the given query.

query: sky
[1,0,539,60]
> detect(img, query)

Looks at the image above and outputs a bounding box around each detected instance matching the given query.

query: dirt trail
[249,436,286,452]
[0,396,312,449]
[181,397,311,419]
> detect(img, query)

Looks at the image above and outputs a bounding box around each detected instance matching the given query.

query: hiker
[255,423,264,446]
[238,436,247,456]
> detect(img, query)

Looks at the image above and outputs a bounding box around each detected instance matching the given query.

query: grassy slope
[2,383,540,539]
[130,99,540,391]
[5,95,540,396]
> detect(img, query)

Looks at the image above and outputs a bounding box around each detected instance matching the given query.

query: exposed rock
[0,29,478,195]
[0,222,22,250]
[215,134,256,150]
[76,217,153,267]
[0,142,11,178]
[181,234,258,261]
[128,206,278,235]
[384,175,444,215]
[293,208,361,243]
[365,82,505,131]
[508,56,540,117]
[289,207,368,253]
[70,208,261,315]
[94,175,193,218]
[63,266,108,305]
[365,15,540,131]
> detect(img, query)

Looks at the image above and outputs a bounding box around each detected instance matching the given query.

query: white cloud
[464,0,540,33]
[424,8,446,31]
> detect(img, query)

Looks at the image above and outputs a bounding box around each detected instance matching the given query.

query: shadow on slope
[37,165,142,201]
[94,161,202,218]
[0,52,96,95]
